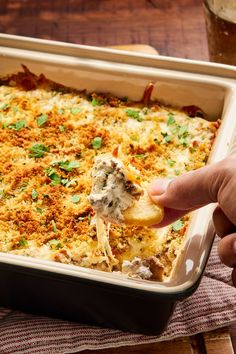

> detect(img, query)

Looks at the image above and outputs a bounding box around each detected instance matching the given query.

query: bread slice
[124,189,164,227]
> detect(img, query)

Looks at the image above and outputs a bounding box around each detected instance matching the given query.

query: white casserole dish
[0,34,236,334]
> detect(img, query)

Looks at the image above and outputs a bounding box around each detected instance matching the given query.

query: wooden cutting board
[77,44,234,354]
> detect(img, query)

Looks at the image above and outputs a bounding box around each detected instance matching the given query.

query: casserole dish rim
[0,34,236,296]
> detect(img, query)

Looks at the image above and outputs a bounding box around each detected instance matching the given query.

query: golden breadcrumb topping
[0,66,220,280]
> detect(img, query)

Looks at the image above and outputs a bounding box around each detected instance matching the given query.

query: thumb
[148,156,236,226]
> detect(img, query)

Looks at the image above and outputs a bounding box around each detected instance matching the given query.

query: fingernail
[149,179,172,196]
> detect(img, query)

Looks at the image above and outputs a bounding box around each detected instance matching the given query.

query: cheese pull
[123,189,164,227]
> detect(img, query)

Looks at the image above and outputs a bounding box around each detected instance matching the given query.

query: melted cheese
[0,68,219,280]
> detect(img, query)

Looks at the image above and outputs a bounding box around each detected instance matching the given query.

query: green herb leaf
[172,219,184,232]
[92,137,102,149]
[71,194,81,203]
[125,109,143,122]
[161,132,172,144]
[16,120,27,130]
[71,107,81,115]
[29,144,49,158]
[8,119,26,131]
[50,173,61,186]
[45,167,61,185]
[61,178,69,186]
[31,189,38,200]
[45,166,55,176]
[13,106,18,113]
[51,220,57,233]
[59,125,65,132]
[91,98,98,106]
[48,239,62,249]
[178,125,188,137]
[37,114,48,126]
[19,237,28,247]
[167,114,175,126]
[36,207,43,214]
[179,137,188,147]
[58,160,80,172]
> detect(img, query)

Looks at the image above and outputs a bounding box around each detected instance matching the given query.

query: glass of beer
[203,0,236,65]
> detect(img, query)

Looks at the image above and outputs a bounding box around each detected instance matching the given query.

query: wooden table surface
[0,1,236,353]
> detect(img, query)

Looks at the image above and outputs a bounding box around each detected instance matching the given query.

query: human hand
[148,155,236,278]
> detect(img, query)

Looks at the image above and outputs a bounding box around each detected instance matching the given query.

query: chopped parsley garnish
[92,137,102,149]
[50,174,61,186]
[45,166,55,176]
[19,237,28,247]
[59,125,65,132]
[13,106,18,113]
[29,144,49,158]
[161,132,172,144]
[179,137,188,147]
[48,239,62,249]
[178,125,189,146]
[125,109,143,122]
[61,178,76,187]
[37,114,48,126]
[71,107,81,115]
[36,207,43,214]
[71,194,81,203]
[178,125,188,137]
[31,189,38,200]
[167,114,175,126]
[50,173,61,186]
[51,220,57,233]
[172,219,184,232]
[45,167,61,186]
[58,160,80,172]
[91,98,98,106]
[167,159,176,167]
[61,178,69,186]
[8,119,27,131]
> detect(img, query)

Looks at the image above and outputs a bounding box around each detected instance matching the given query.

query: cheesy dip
[0,67,219,281]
